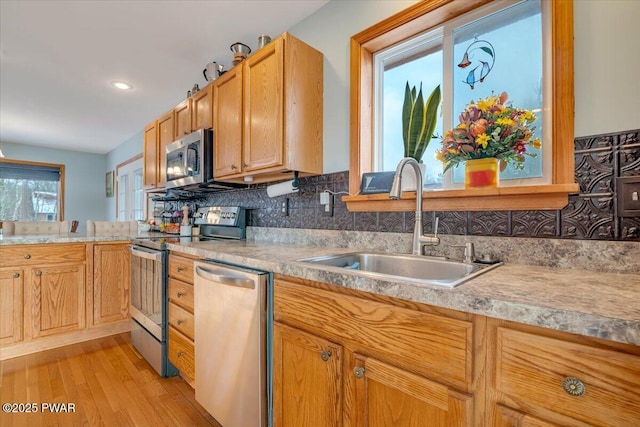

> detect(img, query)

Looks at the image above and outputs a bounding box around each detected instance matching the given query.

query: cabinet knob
[176,266,186,272]
[320,350,331,361]
[176,292,186,297]
[177,319,185,325]
[177,351,184,358]
[242,162,248,168]
[353,367,365,378]
[24,254,31,259]
[35,270,42,276]
[562,377,585,396]
[231,164,238,170]
[13,272,20,278]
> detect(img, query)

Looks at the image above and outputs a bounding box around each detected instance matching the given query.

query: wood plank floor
[0,333,220,427]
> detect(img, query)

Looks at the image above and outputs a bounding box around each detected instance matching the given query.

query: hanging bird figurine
[458,38,495,90]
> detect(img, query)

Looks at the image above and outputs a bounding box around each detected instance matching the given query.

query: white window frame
[116,156,144,222]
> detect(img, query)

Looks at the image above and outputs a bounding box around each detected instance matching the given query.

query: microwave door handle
[129,246,162,261]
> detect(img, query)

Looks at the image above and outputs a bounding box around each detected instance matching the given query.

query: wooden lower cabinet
[167,252,198,386]
[487,319,640,427]
[274,275,478,426]
[273,322,343,427]
[91,242,130,325]
[0,268,24,345]
[348,355,472,426]
[30,263,86,338]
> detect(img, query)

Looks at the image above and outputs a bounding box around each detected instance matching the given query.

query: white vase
[400,162,426,192]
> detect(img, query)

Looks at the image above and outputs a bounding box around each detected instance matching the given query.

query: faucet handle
[450,242,475,263]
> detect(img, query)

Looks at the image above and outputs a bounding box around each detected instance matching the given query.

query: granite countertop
[1,233,638,346]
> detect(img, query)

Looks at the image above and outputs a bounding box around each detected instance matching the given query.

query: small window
[116,157,145,221]
[0,160,64,221]
[373,0,546,190]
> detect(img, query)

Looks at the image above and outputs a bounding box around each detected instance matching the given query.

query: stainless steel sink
[298,252,501,287]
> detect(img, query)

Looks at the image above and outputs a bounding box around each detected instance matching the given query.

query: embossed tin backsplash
[177,129,639,241]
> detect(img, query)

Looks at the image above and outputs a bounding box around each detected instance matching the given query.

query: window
[116,156,144,222]
[347,0,577,212]
[0,159,64,221]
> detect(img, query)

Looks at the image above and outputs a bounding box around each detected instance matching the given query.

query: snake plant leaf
[402,82,440,162]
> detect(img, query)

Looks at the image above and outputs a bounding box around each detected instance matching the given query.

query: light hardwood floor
[0,333,220,427]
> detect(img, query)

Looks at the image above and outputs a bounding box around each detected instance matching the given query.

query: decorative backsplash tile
[166,129,639,241]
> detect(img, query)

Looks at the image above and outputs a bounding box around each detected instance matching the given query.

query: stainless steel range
[129,206,247,377]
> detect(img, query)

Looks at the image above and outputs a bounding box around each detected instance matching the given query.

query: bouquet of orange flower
[437,92,540,172]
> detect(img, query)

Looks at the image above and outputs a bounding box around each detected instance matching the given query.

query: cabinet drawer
[168,278,194,312]
[168,254,194,284]
[169,327,195,385]
[168,302,194,340]
[275,278,473,390]
[496,327,640,427]
[0,244,86,266]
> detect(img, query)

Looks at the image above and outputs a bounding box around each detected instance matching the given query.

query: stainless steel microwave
[165,129,214,189]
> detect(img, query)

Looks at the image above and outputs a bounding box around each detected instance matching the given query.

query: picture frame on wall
[106,170,114,197]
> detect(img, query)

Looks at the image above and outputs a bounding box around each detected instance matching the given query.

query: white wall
[288,0,640,173]
[0,141,107,233]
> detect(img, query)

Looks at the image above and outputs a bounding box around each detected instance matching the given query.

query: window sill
[342,183,580,212]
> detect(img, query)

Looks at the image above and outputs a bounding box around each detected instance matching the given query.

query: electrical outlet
[281,198,290,216]
[323,193,334,217]
[320,191,331,205]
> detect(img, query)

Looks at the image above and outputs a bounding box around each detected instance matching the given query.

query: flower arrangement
[437,92,540,172]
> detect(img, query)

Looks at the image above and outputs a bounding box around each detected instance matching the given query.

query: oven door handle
[195,266,255,289]
[129,246,163,261]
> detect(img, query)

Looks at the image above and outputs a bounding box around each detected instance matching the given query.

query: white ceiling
[0,0,329,154]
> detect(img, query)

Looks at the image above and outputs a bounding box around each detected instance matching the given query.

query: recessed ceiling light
[111,80,134,90]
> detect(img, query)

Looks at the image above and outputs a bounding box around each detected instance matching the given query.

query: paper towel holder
[266,171,300,198]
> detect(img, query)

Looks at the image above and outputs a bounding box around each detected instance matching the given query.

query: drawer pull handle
[177,351,184,358]
[35,270,42,276]
[176,266,186,272]
[177,319,185,325]
[562,377,585,396]
[320,350,331,361]
[177,292,186,297]
[353,367,365,378]
[13,272,20,278]
[24,254,31,259]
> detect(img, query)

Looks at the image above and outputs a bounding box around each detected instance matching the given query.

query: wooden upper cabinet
[157,110,175,188]
[191,83,213,131]
[243,37,284,173]
[213,32,323,184]
[213,65,244,177]
[174,98,192,139]
[143,120,158,188]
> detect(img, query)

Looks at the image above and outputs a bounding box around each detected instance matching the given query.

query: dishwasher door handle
[196,266,255,289]
[129,246,162,261]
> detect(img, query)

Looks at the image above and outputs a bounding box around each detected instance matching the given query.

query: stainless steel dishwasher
[194,259,271,427]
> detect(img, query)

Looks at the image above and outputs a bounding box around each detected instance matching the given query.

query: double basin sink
[298,252,501,287]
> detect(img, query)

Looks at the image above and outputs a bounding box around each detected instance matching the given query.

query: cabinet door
[157,110,175,187]
[174,99,191,139]
[346,355,472,427]
[0,268,24,345]
[31,264,85,338]
[143,120,158,188]
[191,84,213,131]
[92,243,130,325]
[243,37,284,172]
[495,405,560,427]
[273,322,342,427]
[213,65,244,177]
